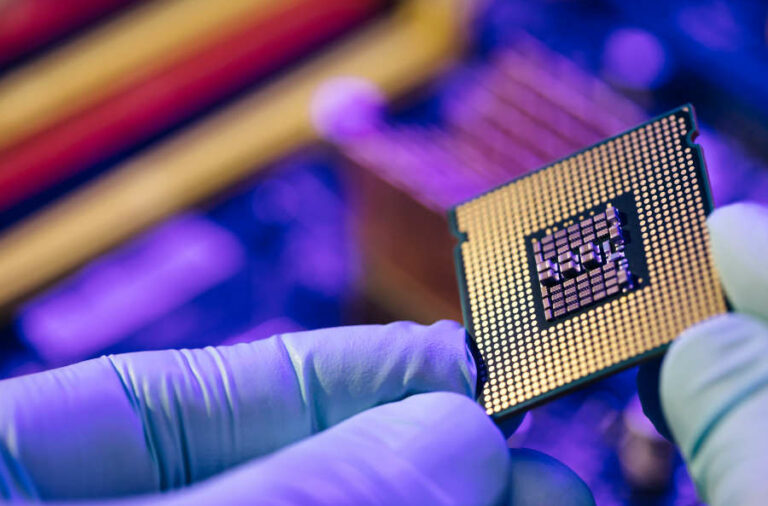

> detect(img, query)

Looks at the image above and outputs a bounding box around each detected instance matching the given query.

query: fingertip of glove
[506,448,595,506]
[403,391,503,444]
[405,392,509,465]
[664,313,768,373]
[397,392,511,502]
[707,202,768,322]
[707,201,768,232]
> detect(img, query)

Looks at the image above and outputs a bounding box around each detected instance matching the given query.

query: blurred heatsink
[327,33,648,321]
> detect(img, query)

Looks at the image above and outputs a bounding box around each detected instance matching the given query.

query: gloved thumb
[660,313,768,506]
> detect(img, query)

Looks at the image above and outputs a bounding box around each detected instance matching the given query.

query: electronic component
[450,105,727,420]
[533,199,637,323]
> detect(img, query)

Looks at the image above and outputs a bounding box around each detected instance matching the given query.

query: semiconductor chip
[449,105,728,421]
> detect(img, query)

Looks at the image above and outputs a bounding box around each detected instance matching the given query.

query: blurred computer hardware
[2,1,768,504]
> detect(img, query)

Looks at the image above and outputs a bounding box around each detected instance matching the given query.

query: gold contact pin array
[452,106,727,418]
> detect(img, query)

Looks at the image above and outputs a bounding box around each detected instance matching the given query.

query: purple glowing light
[310,76,385,141]
[19,215,245,365]
[677,2,742,51]
[697,128,768,205]
[602,28,667,90]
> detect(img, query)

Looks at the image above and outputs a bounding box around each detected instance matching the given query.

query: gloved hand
[639,202,768,506]
[0,320,594,505]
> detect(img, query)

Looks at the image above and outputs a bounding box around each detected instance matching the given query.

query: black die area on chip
[529,193,646,326]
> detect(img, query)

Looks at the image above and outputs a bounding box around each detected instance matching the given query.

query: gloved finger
[707,201,768,322]
[660,313,768,505]
[115,392,511,506]
[637,201,768,439]
[0,321,475,501]
[504,448,595,506]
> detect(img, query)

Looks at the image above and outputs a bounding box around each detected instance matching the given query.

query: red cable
[0,0,139,67]
[0,0,382,211]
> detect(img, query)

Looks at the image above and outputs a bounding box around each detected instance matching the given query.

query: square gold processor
[449,105,727,421]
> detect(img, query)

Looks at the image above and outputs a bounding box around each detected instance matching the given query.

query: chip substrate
[449,105,727,421]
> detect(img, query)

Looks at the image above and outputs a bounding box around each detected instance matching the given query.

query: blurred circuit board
[1,155,357,376]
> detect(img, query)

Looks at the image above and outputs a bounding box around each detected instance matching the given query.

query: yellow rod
[0,0,465,308]
[0,0,289,151]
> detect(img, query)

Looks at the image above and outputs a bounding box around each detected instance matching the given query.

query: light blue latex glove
[0,320,593,505]
[639,202,768,505]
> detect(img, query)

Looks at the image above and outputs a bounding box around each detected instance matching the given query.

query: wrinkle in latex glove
[0,317,596,506]
[0,321,475,500]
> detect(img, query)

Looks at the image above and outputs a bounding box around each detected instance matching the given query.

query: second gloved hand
[639,202,768,506]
